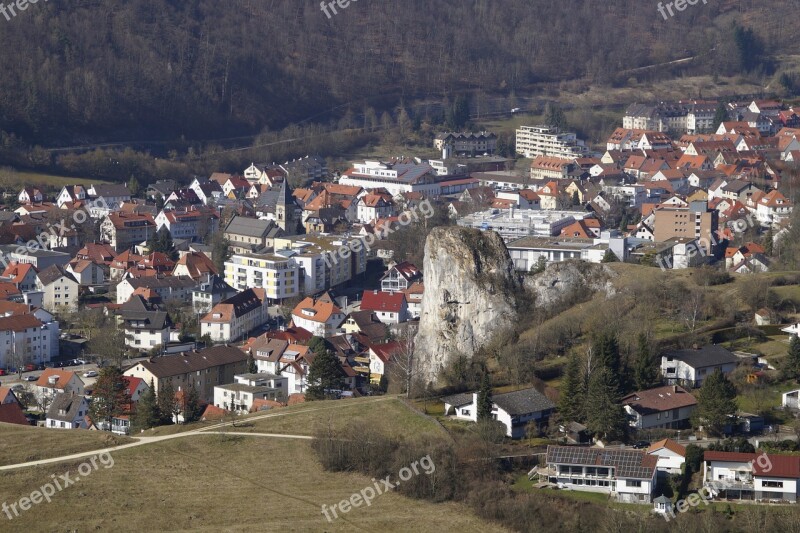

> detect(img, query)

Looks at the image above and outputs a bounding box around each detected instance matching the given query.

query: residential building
[621,385,697,430]
[2,262,38,292]
[192,274,237,314]
[46,393,89,429]
[172,251,217,282]
[291,294,345,337]
[124,345,249,403]
[443,387,555,439]
[154,206,219,242]
[213,373,287,412]
[224,253,299,302]
[116,275,198,305]
[0,313,58,368]
[100,212,157,252]
[36,369,85,405]
[702,451,800,502]
[360,290,408,324]
[458,209,587,242]
[245,337,314,394]
[380,261,422,292]
[660,345,738,387]
[223,215,285,254]
[434,132,498,155]
[35,264,79,311]
[653,201,719,255]
[200,288,268,342]
[515,125,589,160]
[542,446,657,503]
[648,439,687,474]
[118,295,174,351]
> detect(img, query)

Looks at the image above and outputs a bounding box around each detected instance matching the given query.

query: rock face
[523,260,616,308]
[415,227,521,384]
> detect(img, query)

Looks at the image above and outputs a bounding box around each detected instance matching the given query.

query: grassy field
[0,169,114,191]
[0,424,132,466]
[0,435,506,532]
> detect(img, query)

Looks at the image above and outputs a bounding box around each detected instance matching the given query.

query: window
[763,481,783,488]
[626,480,642,488]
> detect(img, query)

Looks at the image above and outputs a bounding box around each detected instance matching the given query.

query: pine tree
[558,351,586,422]
[585,366,627,441]
[157,379,177,424]
[786,334,800,381]
[712,101,729,131]
[477,373,493,421]
[592,332,622,392]
[633,333,660,391]
[183,383,202,423]
[247,353,257,374]
[89,366,131,431]
[543,103,567,131]
[306,348,344,401]
[693,369,737,437]
[132,379,160,431]
[764,226,774,257]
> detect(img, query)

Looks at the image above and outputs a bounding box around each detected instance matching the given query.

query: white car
[83,370,98,378]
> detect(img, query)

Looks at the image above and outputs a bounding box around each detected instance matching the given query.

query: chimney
[674,385,678,393]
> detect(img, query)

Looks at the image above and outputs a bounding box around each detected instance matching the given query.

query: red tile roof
[0,402,29,425]
[360,290,406,313]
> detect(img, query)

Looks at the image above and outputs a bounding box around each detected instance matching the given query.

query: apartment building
[434,131,498,155]
[339,160,440,197]
[515,125,589,160]
[224,253,299,302]
[0,313,58,369]
[200,288,269,342]
[100,212,157,252]
[653,200,719,254]
[155,206,219,242]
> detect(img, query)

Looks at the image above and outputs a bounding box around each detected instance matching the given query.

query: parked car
[83,370,98,378]
[10,384,24,391]
[0,368,6,376]
[22,375,38,382]
[24,363,37,372]
[632,441,651,449]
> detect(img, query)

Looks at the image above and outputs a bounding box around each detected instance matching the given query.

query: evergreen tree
[558,350,586,422]
[571,190,580,206]
[693,369,737,437]
[786,334,800,381]
[543,103,567,131]
[592,332,622,391]
[712,101,729,131]
[89,366,132,431]
[633,333,660,391]
[601,250,619,263]
[157,379,177,425]
[247,353,257,374]
[132,379,161,431]
[183,383,202,423]
[764,226,774,256]
[477,373,493,421]
[585,366,627,441]
[306,348,344,401]
[447,95,470,130]
[127,176,140,197]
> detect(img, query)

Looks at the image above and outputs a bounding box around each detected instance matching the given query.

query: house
[172,251,217,282]
[192,274,237,314]
[0,386,19,406]
[2,262,38,292]
[356,192,396,223]
[200,288,269,342]
[18,187,43,204]
[155,206,219,242]
[36,369,85,405]
[360,290,408,324]
[213,373,287,412]
[702,450,800,502]
[223,215,285,254]
[46,392,90,429]
[116,275,198,305]
[118,295,174,351]
[100,212,157,252]
[367,341,400,384]
[542,445,657,503]
[754,189,793,227]
[146,179,178,200]
[291,294,345,337]
[66,260,105,286]
[0,401,29,425]
[380,261,422,292]
[443,387,555,439]
[660,345,738,387]
[341,310,387,341]
[124,345,249,403]
[56,185,88,208]
[622,385,697,430]
[35,264,79,311]
[244,336,314,394]
[647,439,686,474]
[0,313,59,369]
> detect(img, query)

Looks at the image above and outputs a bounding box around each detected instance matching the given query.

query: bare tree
[386,327,419,399]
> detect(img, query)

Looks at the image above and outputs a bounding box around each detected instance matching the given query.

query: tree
[592,332,621,391]
[89,366,131,431]
[571,190,580,206]
[306,348,344,401]
[132,379,160,431]
[633,333,660,391]
[558,350,586,422]
[785,334,800,381]
[764,226,774,256]
[601,249,618,263]
[385,330,419,398]
[585,366,627,441]
[447,94,470,130]
[712,101,728,131]
[247,353,257,374]
[477,373,493,421]
[183,383,202,423]
[693,369,738,437]
[128,176,140,197]
[157,379,178,425]
[543,103,567,131]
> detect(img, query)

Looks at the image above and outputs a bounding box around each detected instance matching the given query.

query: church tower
[275,177,296,235]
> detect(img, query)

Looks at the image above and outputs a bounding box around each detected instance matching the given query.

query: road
[0,396,393,471]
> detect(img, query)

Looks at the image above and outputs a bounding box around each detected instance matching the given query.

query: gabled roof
[621,385,697,415]
[361,290,406,313]
[0,402,29,425]
[661,345,738,369]
[546,445,657,480]
[36,368,81,390]
[493,387,555,415]
[0,313,43,332]
[648,438,686,457]
[36,264,78,286]
[46,392,87,422]
[292,296,343,323]
[223,215,280,239]
[173,251,218,279]
[134,346,248,378]
[202,289,265,323]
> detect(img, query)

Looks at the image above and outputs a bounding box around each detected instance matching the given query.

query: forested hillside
[0,0,795,145]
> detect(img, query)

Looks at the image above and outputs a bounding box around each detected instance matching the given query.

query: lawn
[0,423,132,466]
[0,170,113,191]
[0,436,507,532]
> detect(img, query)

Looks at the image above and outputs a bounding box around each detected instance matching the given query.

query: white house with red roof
[360,290,408,324]
[2,262,38,292]
[621,385,697,430]
[368,341,400,383]
[703,450,800,502]
[751,189,793,227]
[36,369,85,405]
[647,439,686,474]
[380,261,422,292]
[290,294,345,337]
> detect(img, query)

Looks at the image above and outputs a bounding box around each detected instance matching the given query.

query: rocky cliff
[523,260,616,308]
[415,227,522,384]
